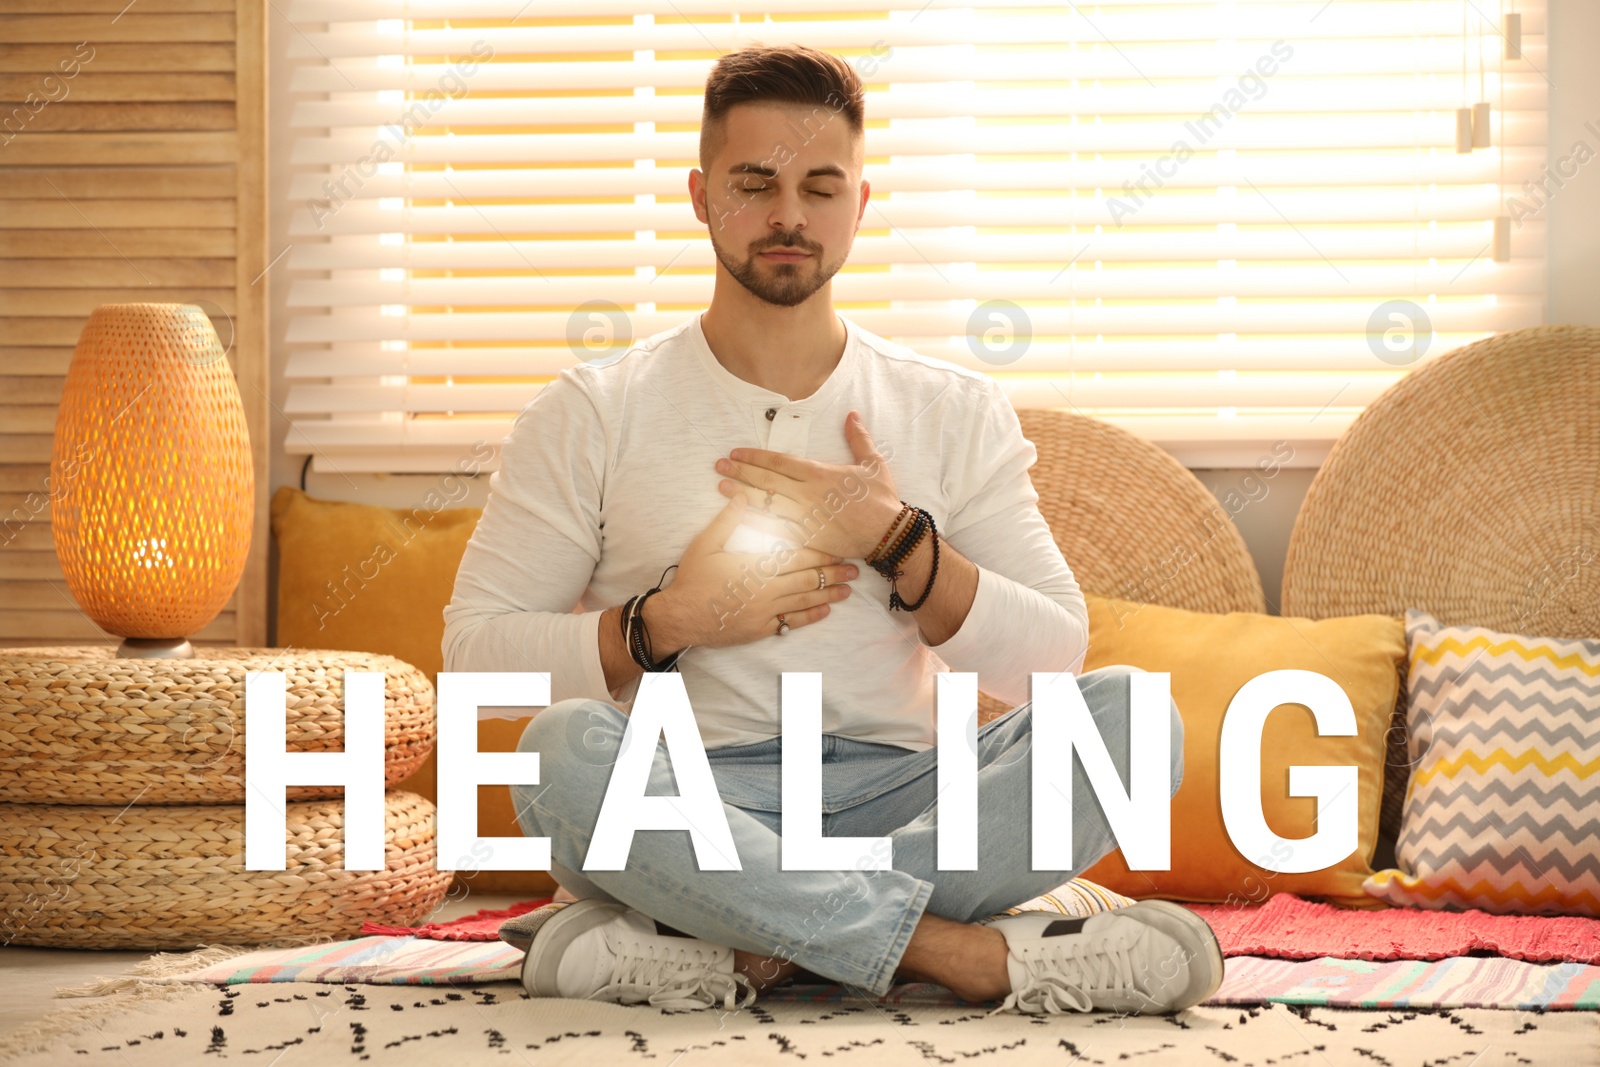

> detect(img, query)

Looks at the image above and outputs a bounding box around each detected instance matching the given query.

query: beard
[709,229,846,308]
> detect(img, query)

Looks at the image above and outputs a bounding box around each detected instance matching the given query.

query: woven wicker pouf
[0,647,450,949]
[0,647,434,804]
[0,790,453,949]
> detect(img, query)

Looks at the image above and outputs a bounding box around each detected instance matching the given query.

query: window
[283,0,1547,472]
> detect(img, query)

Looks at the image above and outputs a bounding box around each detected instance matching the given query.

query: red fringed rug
[363,892,1600,963]
[1184,892,1600,963]
[361,898,552,941]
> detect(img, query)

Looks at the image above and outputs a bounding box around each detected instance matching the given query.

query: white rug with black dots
[2,980,1594,1066]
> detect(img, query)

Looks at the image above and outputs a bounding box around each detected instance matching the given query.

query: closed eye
[737,185,835,198]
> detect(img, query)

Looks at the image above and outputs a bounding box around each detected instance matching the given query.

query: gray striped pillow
[1362,610,1600,916]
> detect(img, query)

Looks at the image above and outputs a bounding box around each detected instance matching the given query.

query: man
[442,43,1222,1016]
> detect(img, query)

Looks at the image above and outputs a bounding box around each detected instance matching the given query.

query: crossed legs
[510,665,1184,998]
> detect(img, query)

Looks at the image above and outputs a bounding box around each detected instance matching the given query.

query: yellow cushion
[270,485,557,895]
[1076,593,1404,908]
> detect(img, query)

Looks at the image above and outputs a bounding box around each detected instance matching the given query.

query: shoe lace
[992,933,1151,1016]
[593,934,757,1011]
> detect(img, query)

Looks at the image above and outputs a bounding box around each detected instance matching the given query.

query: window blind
[282,0,1547,472]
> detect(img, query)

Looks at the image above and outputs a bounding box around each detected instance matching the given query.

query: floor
[5,895,1598,1065]
[0,890,527,1040]
[5,971,1596,1066]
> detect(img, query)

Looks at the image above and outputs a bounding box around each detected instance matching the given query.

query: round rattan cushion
[970,410,1265,722]
[1017,409,1266,615]
[1281,324,1600,848]
[0,647,434,805]
[0,789,452,949]
[1282,324,1600,636]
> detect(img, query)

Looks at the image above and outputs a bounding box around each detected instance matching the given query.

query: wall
[266,1,1600,634]
[0,0,269,649]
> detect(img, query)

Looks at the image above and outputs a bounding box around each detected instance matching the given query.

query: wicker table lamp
[49,304,254,658]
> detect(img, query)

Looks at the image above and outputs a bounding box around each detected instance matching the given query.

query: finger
[776,582,852,619]
[716,456,782,494]
[729,444,796,476]
[719,479,805,529]
[717,478,773,507]
[845,410,881,465]
[779,547,842,570]
[772,600,835,636]
[787,563,858,596]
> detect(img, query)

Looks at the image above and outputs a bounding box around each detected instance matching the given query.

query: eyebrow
[728,163,848,180]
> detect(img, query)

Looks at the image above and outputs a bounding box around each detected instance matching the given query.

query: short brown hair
[699,44,865,173]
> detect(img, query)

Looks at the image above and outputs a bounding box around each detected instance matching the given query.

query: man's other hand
[649,494,859,649]
[711,410,902,560]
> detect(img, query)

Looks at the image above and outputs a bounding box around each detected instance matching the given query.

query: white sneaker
[517,899,757,1011]
[988,900,1224,1015]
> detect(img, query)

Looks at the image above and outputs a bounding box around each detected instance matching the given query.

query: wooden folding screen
[0,0,267,648]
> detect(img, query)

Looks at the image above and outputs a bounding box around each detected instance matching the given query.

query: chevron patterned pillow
[1363,609,1600,916]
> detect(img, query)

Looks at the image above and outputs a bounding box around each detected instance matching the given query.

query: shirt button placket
[769,407,807,454]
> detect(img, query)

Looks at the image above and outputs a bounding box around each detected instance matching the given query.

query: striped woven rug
[128,937,1600,1011]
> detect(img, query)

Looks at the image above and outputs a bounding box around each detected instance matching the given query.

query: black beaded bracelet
[869,506,940,612]
[869,504,928,578]
[891,521,939,612]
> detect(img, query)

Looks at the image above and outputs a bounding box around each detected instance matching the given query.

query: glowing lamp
[50,304,254,658]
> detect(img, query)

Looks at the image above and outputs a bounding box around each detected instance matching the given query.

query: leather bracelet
[627,591,659,669]
[622,593,650,668]
[621,566,686,672]
[629,589,682,672]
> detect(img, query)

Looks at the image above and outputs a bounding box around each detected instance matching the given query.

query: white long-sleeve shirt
[442,311,1089,751]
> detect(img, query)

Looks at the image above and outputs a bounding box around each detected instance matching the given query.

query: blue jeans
[510,665,1185,996]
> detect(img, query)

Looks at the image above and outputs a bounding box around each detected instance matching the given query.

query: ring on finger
[816,568,826,590]
[762,489,775,513]
[776,613,790,636]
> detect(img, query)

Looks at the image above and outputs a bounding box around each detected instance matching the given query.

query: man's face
[692,102,867,308]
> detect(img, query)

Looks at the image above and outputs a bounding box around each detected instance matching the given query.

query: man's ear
[689,167,710,225]
[856,178,870,228]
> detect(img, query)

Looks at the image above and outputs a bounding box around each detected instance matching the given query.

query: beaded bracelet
[865,505,940,612]
[893,514,930,569]
[865,504,913,565]
[891,521,939,612]
[868,503,920,571]
[881,512,924,568]
[870,504,927,578]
